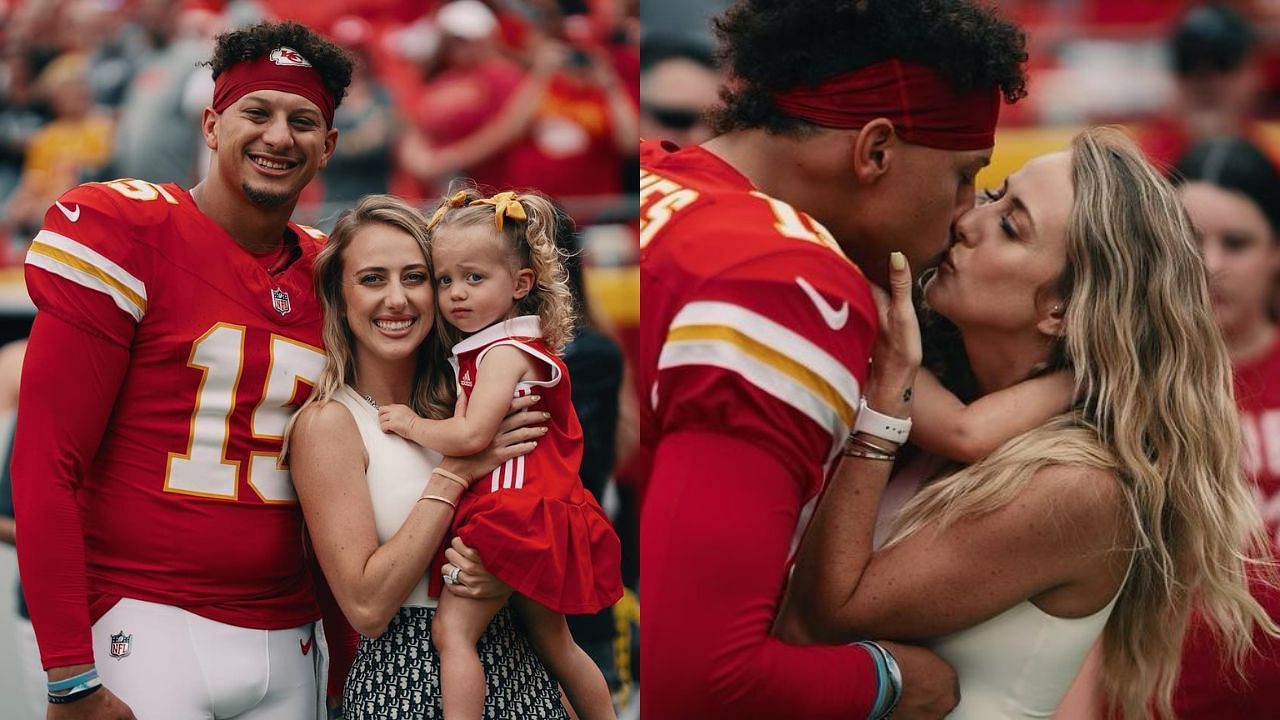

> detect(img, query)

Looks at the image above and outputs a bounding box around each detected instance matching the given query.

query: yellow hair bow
[428,190,469,229]
[470,191,527,231]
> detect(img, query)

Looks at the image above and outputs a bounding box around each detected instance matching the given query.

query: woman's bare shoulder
[295,398,357,431]
[291,400,362,455]
[1025,464,1128,541]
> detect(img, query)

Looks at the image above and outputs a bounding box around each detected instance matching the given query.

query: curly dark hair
[203,21,354,115]
[711,0,1029,135]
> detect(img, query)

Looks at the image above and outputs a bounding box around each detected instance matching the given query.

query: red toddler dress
[438,315,623,614]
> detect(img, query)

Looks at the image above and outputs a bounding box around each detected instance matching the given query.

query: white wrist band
[853,397,912,444]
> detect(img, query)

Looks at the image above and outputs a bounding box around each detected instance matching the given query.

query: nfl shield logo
[271,288,291,316]
[109,631,131,659]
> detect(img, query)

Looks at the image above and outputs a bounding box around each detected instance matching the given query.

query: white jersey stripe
[29,229,148,305]
[26,249,145,322]
[659,339,856,452]
[515,453,525,489]
[490,467,501,493]
[666,301,860,410]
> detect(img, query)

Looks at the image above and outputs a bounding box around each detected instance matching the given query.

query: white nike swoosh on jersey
[795,276,849,331]
[55,201,80,222]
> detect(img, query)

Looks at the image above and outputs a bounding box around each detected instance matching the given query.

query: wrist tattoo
[902,387,913,403]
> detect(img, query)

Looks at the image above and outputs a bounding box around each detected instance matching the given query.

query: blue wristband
[48,667,97,693]
[856,641,902,720]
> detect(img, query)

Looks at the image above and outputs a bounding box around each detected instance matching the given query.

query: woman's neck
[352,352,418,406]
[959,327,1057,395]
[1223,319,1277,365]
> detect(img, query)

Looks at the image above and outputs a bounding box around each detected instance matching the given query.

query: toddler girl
[378,188,621,720]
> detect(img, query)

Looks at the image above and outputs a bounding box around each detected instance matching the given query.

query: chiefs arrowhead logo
[270,47,312,67]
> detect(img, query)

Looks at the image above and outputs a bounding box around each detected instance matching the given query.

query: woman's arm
[780,462,1126,644]
[777,257,1126,645]
[292,401,461,637]
[381,346,531,456]
[910,369,1075,464]
[295,394,549,637]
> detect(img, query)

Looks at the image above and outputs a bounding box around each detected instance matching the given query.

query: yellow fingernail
[890,252,906,271]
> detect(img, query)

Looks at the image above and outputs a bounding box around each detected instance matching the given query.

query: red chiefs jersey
[640,139,877,497]
[443,317,622,614]
[1174,333,1280,716]
[23,179,328,630]
[639,139,881,719]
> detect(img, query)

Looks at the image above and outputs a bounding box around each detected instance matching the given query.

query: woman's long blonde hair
[888,127,1276,718]
[426,186,577,352]
[297,194,456,423]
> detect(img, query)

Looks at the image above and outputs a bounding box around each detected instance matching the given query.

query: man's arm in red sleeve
[641,430,879,719]
[12,311,131,670]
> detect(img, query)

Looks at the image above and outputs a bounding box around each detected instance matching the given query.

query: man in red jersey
[639,1,1028,718]
[12,22,353,719]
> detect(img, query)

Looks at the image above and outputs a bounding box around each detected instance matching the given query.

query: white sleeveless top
[333,385,443,608]
[876,456,1121,719]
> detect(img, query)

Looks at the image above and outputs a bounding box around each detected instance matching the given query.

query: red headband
[212,47,336,127]
[771,59,1000,151]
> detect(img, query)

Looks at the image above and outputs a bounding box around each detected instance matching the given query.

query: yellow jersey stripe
[29,241,148,315]
[667,323,855,428]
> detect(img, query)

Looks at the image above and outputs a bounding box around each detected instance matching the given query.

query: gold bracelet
[844,432,900,455]
[431,467,470,491]
[419,493,457,509]
[842,447,897,461]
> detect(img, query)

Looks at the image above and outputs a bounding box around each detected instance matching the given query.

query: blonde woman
[776,127,1276,719]
[286,195,570,718]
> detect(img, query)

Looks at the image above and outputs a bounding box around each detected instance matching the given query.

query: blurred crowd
[640,0,1280,183]
[0,0,640,250]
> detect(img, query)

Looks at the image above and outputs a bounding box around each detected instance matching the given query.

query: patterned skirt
[342,605,569,720]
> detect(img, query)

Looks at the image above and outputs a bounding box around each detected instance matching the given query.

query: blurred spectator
[556,206,627,696]
[0,47,52,208]
[1168,136,1280,719]
[320,17,399,212]
[110,9,221,186]
[638,0,728,53]
[2,53,113,237]
[400,0,534,191]
[500,18,638,201]
[638,36,718,147]
[1141,3,1271,169]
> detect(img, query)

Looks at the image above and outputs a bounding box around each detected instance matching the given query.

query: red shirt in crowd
[1173,332,1280,717]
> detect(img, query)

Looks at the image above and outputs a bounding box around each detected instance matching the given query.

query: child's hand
[378,404,419,438]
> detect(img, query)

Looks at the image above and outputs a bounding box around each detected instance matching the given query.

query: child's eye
[437,276,452,286]
[467,272,484,282]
